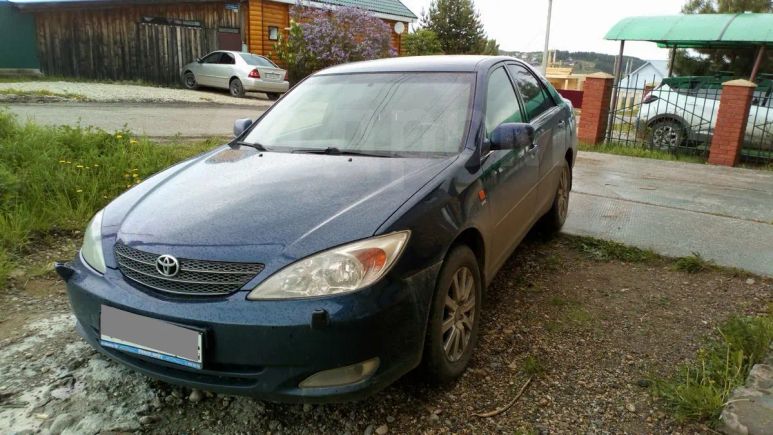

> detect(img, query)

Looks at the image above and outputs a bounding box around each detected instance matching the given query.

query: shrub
[403,29,443,56]
[275,2,395,83]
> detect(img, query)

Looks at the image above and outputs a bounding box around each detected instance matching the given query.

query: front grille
[114,242,264,296]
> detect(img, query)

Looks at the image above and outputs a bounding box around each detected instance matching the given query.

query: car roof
[316,55,525,75]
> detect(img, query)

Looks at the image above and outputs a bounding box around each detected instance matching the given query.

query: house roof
[8,0,418,20]
[605,13,773,48]
[627,59,668,78]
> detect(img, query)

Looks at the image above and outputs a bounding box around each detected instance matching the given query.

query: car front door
[211,52,236,89]
[507,63,564,214]
[197,52,224,87]
[480,66,539,272]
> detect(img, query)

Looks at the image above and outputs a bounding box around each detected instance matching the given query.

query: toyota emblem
[156,255,180,277]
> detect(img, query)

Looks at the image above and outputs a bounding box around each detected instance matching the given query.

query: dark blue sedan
[59,56,576,403]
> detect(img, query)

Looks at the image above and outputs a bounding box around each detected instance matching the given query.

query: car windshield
[239,53,278,68]
[244,72,475,156]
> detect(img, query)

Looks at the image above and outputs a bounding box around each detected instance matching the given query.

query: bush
[275,2,395,83]
[403,29,443,56]
[0,111,214,285]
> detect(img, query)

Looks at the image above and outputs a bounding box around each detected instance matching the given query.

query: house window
[268,26,279,41]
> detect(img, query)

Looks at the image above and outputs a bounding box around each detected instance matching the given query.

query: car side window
[202,52,221,64]
[507,64,556,120]
[220,53,235,65]
[485,67,523,136]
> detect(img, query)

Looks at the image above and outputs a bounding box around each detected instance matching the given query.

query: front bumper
[63,255,439,403]
[242,78,289,93]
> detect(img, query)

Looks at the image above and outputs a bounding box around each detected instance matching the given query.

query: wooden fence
[33,2,241,85]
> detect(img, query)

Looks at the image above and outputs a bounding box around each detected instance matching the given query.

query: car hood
[103,146,454,269]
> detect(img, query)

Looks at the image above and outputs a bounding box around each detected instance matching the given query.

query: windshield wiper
[291,147,395,158]
[231,140,268,151]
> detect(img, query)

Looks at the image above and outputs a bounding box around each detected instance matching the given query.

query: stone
[719,358,773,435]
[746,278,756,285]
[375,424,388,435]
[188,389,203,403]
[49,413,76,433]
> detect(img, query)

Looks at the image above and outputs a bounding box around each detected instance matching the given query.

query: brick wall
[707,80,757,167]
[577,72,614,144]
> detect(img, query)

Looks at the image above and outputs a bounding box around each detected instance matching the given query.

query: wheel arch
[447,227,486,288]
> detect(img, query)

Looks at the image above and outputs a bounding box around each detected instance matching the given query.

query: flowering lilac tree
[275,2,396,83]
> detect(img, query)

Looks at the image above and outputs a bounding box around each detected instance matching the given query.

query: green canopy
[605,13,773,48]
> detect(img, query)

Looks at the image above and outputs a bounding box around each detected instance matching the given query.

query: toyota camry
[58,56,576,403]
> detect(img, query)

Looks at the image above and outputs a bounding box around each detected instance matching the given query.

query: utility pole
[540,0,553,74]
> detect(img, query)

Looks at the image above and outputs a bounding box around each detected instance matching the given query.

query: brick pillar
[708,79,757,167]
[577,72,614,144]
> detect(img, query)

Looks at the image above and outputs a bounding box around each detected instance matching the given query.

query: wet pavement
[564,152,773,277]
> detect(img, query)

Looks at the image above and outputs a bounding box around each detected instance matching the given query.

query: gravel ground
[0,81,273,107]
[0,235,770,434]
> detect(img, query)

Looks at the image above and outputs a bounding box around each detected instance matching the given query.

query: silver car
[181,51,290,100]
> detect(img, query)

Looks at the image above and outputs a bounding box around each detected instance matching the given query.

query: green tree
[674,0,772,77]
[420,0,487,54]
[403,29,444,56]
[482,38,500,56]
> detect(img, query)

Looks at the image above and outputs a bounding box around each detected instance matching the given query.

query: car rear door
[480,65,538,270]
[506,63,564,214]
[211,52,236,89]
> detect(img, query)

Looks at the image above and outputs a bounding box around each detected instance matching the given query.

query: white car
[638,84,773,150]
[181,51,289,99]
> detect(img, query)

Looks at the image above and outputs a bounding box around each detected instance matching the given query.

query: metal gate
[605,74,773,165]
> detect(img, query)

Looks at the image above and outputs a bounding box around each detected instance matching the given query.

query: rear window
[239,53,278,68]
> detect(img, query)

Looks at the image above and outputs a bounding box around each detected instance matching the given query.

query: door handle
[558,120,567,127]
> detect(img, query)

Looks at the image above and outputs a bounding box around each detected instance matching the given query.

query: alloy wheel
[442,266,476,362]
[184,73,196,89]
[652,124,680,149]
[230,80,243,97]
[557,167,570,223]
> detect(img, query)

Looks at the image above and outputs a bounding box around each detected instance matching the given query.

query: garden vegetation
[0,111,215,285]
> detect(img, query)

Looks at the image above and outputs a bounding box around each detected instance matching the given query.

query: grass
[674,252,714,274]
[579,142,706,164]
[653,313,773,425]
[565,235,657,263]
[521,354,546,377]
[0,88,88,101]
[0,111,219,285]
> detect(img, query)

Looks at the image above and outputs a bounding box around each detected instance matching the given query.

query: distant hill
[500,50,647,75]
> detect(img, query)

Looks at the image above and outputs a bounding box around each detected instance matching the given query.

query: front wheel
[183,71,197,90]
[229,78,245,98]
[422,245,482,384]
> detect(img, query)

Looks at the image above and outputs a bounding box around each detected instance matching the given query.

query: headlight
[81,209,106,274]
[247,231,410,300]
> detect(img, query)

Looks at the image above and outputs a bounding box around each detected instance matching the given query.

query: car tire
[229,78,245,98]
[540,161,571,233]
[266,92,281,101]
[648,119,685,150]
[183,71,197,90]
[422,245,482,384]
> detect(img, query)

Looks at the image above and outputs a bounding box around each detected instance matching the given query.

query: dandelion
[126,184,132,188]
[102,195,109,199]
[76,189,83,193]
[93,164,100,167]
[131,168,138,172]
[132,173,138,178]
[76,164,84,168]
[58,160,66,163]
[116,134,123,139]
[130,139,138,144]
[65,161,72,164]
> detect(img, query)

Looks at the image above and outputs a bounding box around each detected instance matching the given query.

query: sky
[399,0,685,60]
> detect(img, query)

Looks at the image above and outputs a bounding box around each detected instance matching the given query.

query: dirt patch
[0,236,770,434]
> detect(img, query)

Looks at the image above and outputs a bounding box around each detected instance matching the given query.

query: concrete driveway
[564,152,773,277]
[5,102,268,138]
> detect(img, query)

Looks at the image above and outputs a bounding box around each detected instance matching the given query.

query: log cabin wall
[33,1,242,85]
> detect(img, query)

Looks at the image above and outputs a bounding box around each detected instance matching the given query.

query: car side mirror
[196,57,203,63]
[490,123,534,151]
[233,118,253,137]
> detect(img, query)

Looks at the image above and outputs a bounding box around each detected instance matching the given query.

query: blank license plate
[100,305,203,369]
[266,73,281,80]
